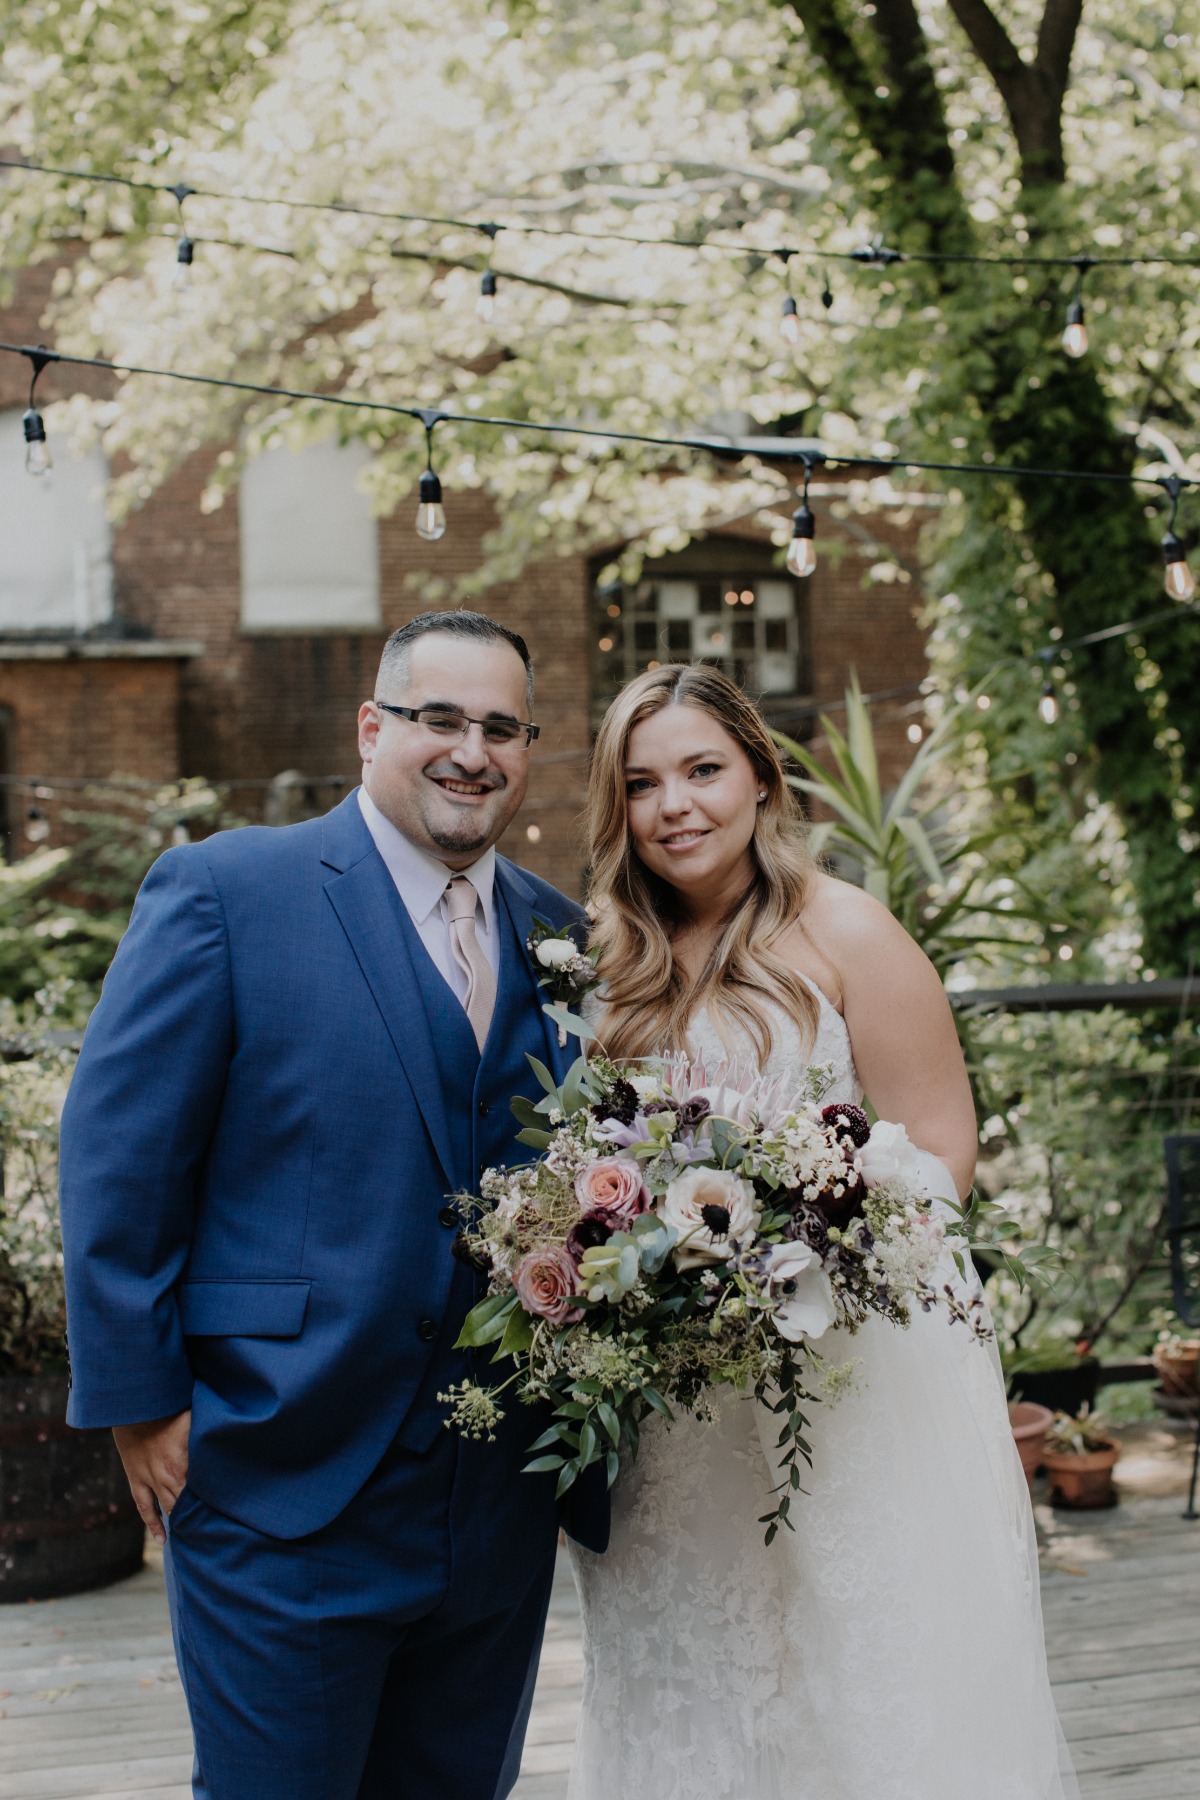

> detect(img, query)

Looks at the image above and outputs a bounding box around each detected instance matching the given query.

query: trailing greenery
[969,1004,1199,1360]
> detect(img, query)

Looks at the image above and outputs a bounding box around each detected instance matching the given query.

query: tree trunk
[779,0,1200,970]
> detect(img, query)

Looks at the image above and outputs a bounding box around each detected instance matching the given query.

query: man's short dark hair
[377,610,534,707]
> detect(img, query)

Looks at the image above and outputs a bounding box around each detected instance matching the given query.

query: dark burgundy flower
[452,1232,491,1273]
[700,1203,732,1237]
[783,1201,830,1258]
[566,1215,615,1260]
[821,1102,871,1148]
[592,1078,639,1127]
[678,1096,712,1132]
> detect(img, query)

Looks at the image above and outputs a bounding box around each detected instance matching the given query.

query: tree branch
[945,0,1083,184]
[1035,0,1085,101]
[781,0,967,254]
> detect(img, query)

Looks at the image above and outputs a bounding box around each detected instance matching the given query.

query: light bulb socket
[480,270,497,299]
[781,295,797,321]
[419,469,443,507]
[1162,529,1189,567]
[22,408,46,445]
[790,502,814,541]
[177,236,195,267]
[1065,296,1084,330]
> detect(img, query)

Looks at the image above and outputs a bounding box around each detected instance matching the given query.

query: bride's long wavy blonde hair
[586,663,820,1062]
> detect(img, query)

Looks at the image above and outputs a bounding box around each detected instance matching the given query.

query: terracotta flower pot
[1041,1441,1120,1510]
[1008,1400,1053,1487]
[1152,1340,1200,1398]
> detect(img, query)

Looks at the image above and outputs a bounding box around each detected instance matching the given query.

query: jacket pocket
[178,1278,311,1338]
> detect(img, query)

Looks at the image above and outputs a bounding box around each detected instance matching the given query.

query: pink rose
[574,1156,649,1228]
[513,1246,584,1324]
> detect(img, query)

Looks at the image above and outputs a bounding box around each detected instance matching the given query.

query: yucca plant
[772,678,1048,979]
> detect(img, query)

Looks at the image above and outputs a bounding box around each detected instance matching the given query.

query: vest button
[416,1317,438,1343]
[438,1206,457,1229]
[478,1099,491,1117]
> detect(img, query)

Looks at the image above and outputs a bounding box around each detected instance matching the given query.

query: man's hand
[112,1410,191,1546]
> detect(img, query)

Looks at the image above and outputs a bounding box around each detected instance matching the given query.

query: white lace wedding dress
[567,986,1077,1800]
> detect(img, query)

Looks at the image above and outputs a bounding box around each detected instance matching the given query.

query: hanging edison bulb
[1038,680,1060,725]
[1161,529,1196,602]
[22,408,52,477]
[1062,296,1087,358]
[25,805,52,844]
[780,295,800,346]
[476,269,498,324]
[415,469,447,541]
[786,502,816,578]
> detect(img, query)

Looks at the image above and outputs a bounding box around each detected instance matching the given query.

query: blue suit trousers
[164,1421,557,1800]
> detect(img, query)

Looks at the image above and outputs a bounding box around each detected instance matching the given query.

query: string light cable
[3,155,1200,280]
[4,337,1194,591]
[2,335,1196,719]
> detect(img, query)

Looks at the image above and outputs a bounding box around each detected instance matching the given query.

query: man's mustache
[424,764,506,792]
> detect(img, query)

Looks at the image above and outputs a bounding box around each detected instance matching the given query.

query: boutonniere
[526,917,601,1047]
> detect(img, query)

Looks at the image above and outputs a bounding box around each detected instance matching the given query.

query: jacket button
[478,1099,491,1117]
[417,1317,438,1343]
[438,1206,457,1229]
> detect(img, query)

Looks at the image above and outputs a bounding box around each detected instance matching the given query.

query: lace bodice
[683,982,862,1110]
[583,980,863,1112]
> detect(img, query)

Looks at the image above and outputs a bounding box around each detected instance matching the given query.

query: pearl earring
[757,789,767,802]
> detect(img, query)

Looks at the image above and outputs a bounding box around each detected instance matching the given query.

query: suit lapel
[321,796,459,1190]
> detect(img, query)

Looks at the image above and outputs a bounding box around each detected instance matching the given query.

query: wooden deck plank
[0,1423,1195,1800]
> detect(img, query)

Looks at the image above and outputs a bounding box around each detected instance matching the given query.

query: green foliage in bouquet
[450,1018,999,1544]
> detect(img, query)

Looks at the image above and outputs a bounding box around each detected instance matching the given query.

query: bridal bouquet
[445,1031,992,1542]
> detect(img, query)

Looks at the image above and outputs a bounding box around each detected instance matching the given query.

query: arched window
[239,437,381,630]
[0,410,113,631]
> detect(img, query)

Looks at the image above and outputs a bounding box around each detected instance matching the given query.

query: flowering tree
[0,0,1197,964]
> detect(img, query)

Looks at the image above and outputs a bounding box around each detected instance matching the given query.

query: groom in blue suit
[59,610,605,1800]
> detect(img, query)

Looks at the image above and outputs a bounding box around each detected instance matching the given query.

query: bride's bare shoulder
[778,872,922,1006]
[799,871,909,948]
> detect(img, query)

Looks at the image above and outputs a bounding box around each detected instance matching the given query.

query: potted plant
[1041,1404,1121,1509]
[1008,1400,1054,1487]
[0,1006,143,1602]
[1151,1330,1199,1400]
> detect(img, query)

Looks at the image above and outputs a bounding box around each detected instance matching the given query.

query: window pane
[658,581,699,620]
[757,581,794,620]
[0,411,113,631]
[240,438,380,629]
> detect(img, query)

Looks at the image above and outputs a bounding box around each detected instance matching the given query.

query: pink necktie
[444,876,497,1051]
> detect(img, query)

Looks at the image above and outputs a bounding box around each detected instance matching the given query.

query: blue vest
[395,876,562,1450]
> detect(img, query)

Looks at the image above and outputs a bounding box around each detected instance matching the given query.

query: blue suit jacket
[59,791,608,1549]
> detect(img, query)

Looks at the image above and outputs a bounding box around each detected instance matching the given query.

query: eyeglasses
[375,701,540,748]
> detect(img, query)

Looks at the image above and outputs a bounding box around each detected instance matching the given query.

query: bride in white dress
[567,663,1077,1800]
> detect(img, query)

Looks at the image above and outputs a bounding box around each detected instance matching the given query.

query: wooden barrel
[0,1373,144,1602]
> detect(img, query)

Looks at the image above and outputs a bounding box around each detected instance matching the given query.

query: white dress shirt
[357,786,499,1006]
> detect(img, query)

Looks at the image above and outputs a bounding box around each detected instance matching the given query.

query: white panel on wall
[0,410,114,631]
[240,437,380,629]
